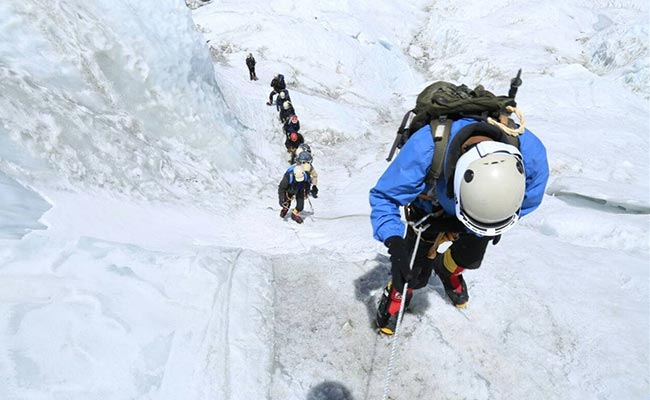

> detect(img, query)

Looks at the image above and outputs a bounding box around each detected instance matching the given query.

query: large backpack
[386,70,525,202]
[277,74,286,90]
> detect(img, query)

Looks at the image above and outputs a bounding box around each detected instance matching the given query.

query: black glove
[310,185,319,198]
[280,207,289,218]
[385,236,411,283]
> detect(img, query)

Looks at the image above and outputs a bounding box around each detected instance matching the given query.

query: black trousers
[282,190,305,213]
[392,212,493,292]
[292,193,304,212]
[248,67,257,80]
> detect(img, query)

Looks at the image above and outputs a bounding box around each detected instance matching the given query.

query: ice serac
[0,173,51,239]
[0,0,246,201]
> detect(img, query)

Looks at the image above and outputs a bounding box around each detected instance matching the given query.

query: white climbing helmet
[293,165,305,182]
[283,101,292,110]
[453,141,526,236]
[279,91,286,100]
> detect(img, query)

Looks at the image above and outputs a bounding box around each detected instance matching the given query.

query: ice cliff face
[0,0,247,202]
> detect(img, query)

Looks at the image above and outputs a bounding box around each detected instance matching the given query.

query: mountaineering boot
[433,252,468,308]
[291,211,303,224]
[279,207,289,218]
[376,281,413,335]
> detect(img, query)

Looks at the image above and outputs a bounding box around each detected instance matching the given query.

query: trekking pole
[307,196,314,214]
[381,215,431,400]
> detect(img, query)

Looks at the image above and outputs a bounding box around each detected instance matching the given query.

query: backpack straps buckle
[432,116,448,141]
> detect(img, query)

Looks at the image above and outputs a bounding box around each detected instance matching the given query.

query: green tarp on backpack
[409,81,517,134]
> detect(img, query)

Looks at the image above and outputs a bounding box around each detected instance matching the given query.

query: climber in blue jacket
[370,118,549,335]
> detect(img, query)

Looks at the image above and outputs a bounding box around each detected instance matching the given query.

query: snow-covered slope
[0,0,648,399]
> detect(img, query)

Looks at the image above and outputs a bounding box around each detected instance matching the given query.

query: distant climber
[246,53,258,81]
[267,73,286,105]
[295,146,319,198]
[283,114,300,136]
[275,89,291,111]
[278,164,311,224]
[279,101,295,124]
[285,131,305,163]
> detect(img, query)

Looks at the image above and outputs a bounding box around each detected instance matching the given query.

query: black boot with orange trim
[376,281,413,335]
[433,250,469,308]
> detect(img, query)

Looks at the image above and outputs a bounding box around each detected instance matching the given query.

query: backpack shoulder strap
[505,133,520,149]
[423,117,452,203]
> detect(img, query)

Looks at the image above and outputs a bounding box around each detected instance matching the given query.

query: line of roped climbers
[249,54,551,342]
[256,66,318,225]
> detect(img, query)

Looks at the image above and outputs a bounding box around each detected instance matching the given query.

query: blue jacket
[369,118,549,243]
[278,164,312,205]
